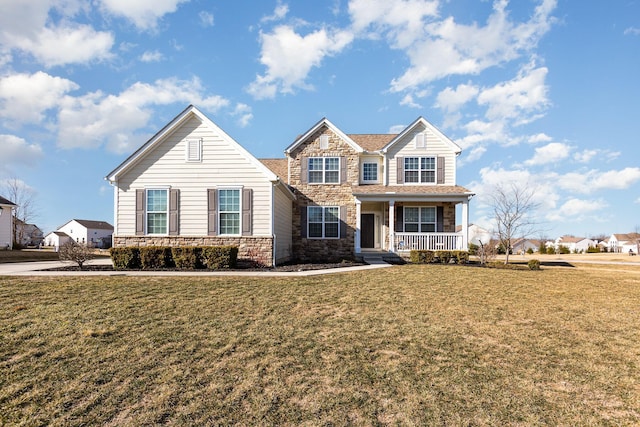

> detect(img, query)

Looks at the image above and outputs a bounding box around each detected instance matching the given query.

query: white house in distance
[608,233,640,254]
[0,195,16,249]
[555,235,597,253]
[44,219,114,249]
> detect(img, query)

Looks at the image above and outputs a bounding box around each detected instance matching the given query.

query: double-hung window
[219,189,240,235]
[403,207,436,232]
[404,156,436,183]
[308,157,339,184]
[308,206,339,238]
[362,162,378,183]
[146,189,168,234]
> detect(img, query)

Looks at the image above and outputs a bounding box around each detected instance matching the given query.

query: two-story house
[106,105,474,266]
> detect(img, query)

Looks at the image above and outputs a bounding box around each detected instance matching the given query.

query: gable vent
[186,139,202,162]
[319,134,329,149]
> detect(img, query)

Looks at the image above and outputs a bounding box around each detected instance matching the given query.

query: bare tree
[59,241,94,269]
[1,177,38,246]
[490,183,540,264]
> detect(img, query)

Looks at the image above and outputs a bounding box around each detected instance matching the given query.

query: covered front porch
[353,190,473,254]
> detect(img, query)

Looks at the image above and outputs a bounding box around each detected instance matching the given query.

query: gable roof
[348,134,396,152]
[73,219,114,230]
[260,158,288,180]
[285,117,364,155]
[381,116,462,155]
[0,195,16,206]
[106,105,279,183]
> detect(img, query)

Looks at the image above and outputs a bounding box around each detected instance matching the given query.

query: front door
[361,214,375,249]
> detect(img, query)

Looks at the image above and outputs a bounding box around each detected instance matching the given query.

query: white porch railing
[395,232,464,251]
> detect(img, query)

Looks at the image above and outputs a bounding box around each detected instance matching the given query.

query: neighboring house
[43,231,73,249]
[14,218,44,247]
[53,219,114,248]
[106,105,474,266]
[0,195,16,249]
[512,238,541,254]
[608,233,640,254]
[555,235,597,253]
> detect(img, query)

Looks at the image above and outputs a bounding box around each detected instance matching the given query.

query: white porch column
[461,198,469,250]
[388,200,395,252]
[355,199,361,254]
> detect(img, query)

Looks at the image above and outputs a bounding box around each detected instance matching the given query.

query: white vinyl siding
[387,126,457,185]
[115,116,274,237]
[273,185,293,263]
[0,206,13,248]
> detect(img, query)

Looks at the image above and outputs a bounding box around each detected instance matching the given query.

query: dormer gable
[285,117,364,155]
[381,116,461,155]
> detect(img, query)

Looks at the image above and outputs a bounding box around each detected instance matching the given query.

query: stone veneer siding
[289,126,359,262]
[113,236,274,267]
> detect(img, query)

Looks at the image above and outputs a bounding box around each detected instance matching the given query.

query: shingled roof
[73,219,113,230]
[348,134,397,152]
[259,158,288,180]
[0,195,16,206]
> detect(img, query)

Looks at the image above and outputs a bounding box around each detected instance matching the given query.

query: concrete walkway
[0,257,393,277]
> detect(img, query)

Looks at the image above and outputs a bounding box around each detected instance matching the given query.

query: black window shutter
[437,156,445,184]
[300,206,307,238]
[437,206,444,232]
[242,188,253,236]
[169,189,179,236]
[207,189,217,236]
[396,157,404,184]
[395,205,403,232]
[135,189,145,235]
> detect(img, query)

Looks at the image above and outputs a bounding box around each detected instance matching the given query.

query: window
[308,206,339,238]
[403,207,436,232]
[186,139,202,162]
[146,189,168,234]
[308,157,339,184]
[362,162,378,183]
[219,189,240,235]
[404,156,435,183]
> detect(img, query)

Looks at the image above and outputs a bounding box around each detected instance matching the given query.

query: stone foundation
[113,236,274,267]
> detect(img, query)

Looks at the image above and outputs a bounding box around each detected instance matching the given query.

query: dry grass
[1,264,640,425]
[0,249,61,263]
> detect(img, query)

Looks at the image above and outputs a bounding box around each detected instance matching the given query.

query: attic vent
[415,132,426,149]
[319,134,329,149]
[186,139,202,162]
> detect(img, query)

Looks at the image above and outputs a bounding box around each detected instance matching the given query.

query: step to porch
[359,252,406,265]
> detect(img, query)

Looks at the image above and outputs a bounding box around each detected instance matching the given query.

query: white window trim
[146,188,169,235]
[403,206,437,233]
[218,187,242,236]
[361,161,379,184]
[404,156,436,184]
[308,157,340,184]
[307,206,340,239]
[186,138,202,162]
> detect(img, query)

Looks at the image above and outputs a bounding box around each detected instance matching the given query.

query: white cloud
[140,50,164,62]
[389,0,557,92]
[524,142,571,166]
[349,0,438,48]
[261,2,289,23]
[0,134,44,171]
[0,71,78,125]
[558,168,640,194]
[57,77,229,153]
[400,93,421,108]
[435,82,479,113]
[99,0,189,30]
[573,148,620,164]
[247,25,354,99]
[199,11,214,27]
[528,133,552,143]
[477,64,549,123]
[546,198,604,222]
[624,27,640,36]
[232,103,253,128]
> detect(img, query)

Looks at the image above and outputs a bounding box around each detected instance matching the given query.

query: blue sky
[1,0,639,239]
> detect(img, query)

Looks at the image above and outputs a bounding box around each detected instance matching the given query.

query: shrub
[558,246,570,255]
[172,247,202,269]
[435,250,452,264]
[59,241,94,269]
[452,251,469,264]
[110,247,140,269]
[410,250,435,264]
[139,246,173,269]
[468,242,479,255]
[201,246,238,269]
[526,248,534,255]
[528,259,541,270]
[546,246,556,255]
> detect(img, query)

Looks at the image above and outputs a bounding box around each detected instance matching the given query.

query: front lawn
[1,265,639,425]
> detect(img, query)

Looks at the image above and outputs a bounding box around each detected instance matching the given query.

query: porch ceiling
[353,185,474,202]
